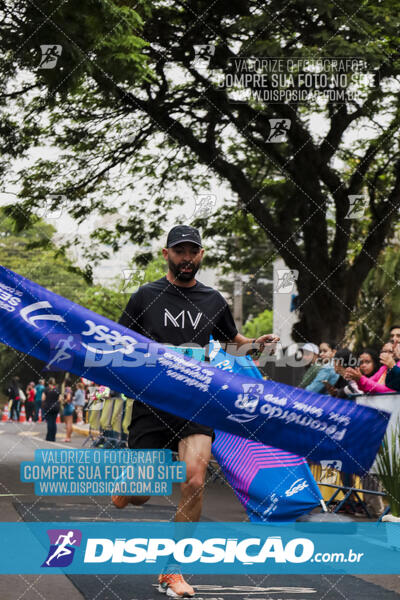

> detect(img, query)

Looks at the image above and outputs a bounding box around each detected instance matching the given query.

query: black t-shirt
[119,276,238,350]
[42,387,60,416]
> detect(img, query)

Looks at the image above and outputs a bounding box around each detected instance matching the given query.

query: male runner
[112,225,278,597]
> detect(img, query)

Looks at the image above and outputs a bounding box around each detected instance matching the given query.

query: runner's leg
[157,434,210,596]
[175,434,212,522]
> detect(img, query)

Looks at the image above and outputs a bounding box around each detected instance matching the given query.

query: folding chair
[81,397,103,447]
[122,397,134,438]
[109,395,127,448]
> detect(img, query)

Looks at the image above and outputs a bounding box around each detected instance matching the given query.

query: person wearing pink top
[345,342,398,394]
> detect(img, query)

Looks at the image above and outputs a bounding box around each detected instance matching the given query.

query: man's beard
[168,257,201,282]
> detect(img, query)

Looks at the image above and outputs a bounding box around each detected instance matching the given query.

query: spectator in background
[73,382,86,424]
[62,381,74,442]
[7,376,21,422]
[305,341,339,394]
[34,378,45,422]
[346,342,398,394]
[358,348,380,378]
[323,348,360,398]
[42,378,60,442]
[298,343,321,389]
[25,381,35,422]
[381,340,400,390]
[389,325,400,346]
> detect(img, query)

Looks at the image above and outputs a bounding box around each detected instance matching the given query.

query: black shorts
[128,400,214,452]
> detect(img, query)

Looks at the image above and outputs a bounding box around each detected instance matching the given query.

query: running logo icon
[42,529,81,567]
[267,119,291,142]
[38,45,62,69]
[275,269,299,294]
[45,334,78,371]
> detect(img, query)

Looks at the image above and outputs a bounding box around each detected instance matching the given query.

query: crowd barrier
[356,392,400,473]
[309,393,400,516]
[82,391,398,517]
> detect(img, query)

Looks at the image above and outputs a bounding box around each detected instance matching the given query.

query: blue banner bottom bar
[1,522,399,574]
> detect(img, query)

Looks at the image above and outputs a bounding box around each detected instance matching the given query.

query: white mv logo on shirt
[164,309,202,329]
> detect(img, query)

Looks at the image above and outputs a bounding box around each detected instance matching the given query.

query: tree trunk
[292,285,351,345]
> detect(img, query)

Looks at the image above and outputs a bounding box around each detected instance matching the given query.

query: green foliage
[376,420,400,517]
[242,309,273,339]
[2,1,152,94]
[0,211,89,300]
[0,208,129,386]
[3,1,400,340]
[80,285,127,324]
[346,242,400,351]
[140,253,167,284]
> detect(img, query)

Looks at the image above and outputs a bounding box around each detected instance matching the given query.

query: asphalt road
[0,421,399,600]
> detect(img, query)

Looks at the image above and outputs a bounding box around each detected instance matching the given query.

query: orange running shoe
[158,572,195,597]
[111,495,134,509]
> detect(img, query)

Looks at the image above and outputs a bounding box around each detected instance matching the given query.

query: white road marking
[152,586,317,595]
[194,586,316,594]
[0,493,27,497]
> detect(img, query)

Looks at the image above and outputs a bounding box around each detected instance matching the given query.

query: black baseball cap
[166,225,202,248]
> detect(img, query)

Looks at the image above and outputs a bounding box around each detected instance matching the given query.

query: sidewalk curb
[72,424,97,437]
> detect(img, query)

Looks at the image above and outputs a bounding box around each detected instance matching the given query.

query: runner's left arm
[232,332,280,350]
[211,296,279,352]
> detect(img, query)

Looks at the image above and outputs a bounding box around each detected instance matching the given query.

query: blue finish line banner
[209,341,323,521]
[0,266,390,474]
[0,522,400,574]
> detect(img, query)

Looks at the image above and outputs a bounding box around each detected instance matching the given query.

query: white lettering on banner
[261,404,348,441]
[285,478,309,497]
[0,299,17,313]
[214,359,233,371]
[0,282,23,297]
[292,401,323,418]
[83,536,315,564]
[20,301,66,327]
[328,411,351,427]
[262,493,279,518]
[264,394,287,407]
[0,283,22,313]
[228,393,348,441]
[157,352,214,393]
[81,319,137,355]
[164,309,202,329]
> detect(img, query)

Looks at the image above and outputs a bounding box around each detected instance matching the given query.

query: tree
[0,210,127,385]
[346,242,400,352]
[242,309,273,339]
[219,274,272,325]
[2,1,400,343]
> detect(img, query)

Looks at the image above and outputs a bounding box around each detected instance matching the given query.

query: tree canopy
[0,209,127,385]
[2,0,400,343]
